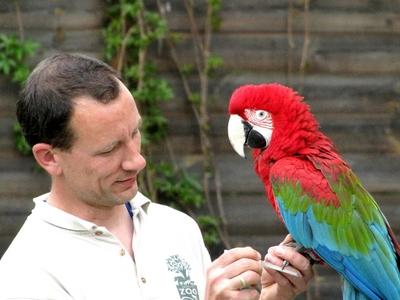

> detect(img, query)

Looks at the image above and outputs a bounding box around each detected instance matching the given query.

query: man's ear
[32,143,62,176]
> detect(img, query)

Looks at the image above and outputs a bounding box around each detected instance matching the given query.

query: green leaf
[188,93,200,105]
[103,0,222,251]
[181,64,194,76]
[206,55,223,74]
[13,122,31,156]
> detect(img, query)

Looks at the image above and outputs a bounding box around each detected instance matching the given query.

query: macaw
[227,83,400,300]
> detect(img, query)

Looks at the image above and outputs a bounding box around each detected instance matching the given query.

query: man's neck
[48,187,134,257]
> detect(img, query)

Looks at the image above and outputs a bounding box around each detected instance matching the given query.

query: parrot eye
[255,110,268,120]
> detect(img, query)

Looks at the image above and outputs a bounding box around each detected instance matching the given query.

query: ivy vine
[0,33,39,155]
[156,0,229,249]
[103,0,222,249]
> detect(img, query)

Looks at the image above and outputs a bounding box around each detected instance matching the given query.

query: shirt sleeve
[0,265,74,300]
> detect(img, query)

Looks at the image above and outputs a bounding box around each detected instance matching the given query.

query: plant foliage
[103,0,220,249]
[0,33,39,156]
[0,34,38,84]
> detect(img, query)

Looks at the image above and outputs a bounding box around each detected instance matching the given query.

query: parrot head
[227,83,321,160]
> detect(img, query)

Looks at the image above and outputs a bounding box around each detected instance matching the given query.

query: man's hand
[205,247,263,300]
[260,235,314,300]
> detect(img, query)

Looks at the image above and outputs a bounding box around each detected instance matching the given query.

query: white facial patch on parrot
[244,109,273,130]
[228,114,246,157]
[244,108,274,147]
[228,110,274,157]
[251,124,273,147]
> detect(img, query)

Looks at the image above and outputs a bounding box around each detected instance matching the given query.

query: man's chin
[116,186,138,203]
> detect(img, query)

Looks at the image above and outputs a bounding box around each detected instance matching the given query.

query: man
[0,53,313,299]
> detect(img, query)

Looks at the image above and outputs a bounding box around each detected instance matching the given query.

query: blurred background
[0,1,399,299]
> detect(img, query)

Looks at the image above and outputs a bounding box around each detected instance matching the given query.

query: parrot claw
[281,260,289,270]
[280,240,322,269]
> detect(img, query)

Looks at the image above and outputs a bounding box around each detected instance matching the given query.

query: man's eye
[132,129,142,140]
[100,147,115,155]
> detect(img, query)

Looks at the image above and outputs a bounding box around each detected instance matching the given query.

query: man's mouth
[115,176,136,188]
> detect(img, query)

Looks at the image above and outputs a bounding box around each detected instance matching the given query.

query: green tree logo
[166,255,199,300]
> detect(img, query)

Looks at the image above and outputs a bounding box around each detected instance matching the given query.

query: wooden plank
[148,131,397,155]
[0,28,103,53]
[161,111,393,137]
[152,33,400,74]
[0,236,14,258]
[0,214,28,236]
[155,0,400,13]
[160,73,400,115]
[0,94,17,118]
[0,196,35,214]
[0,156,38,172]
[214,153,400,194]
[0,171,50,197]
[223,193,287,235]
[0,11,103,30]
[0,0,104,12]
[1,153,397,200]
[0,77,19,115]
[0,118,18,158]
[150,152,400,194]
[164,10,400,34]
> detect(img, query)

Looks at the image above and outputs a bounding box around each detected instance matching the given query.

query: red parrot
[227,83,400,300]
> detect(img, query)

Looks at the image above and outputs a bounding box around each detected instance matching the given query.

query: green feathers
[272,171,385,256]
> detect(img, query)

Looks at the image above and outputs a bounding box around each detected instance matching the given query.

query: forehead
[69,83,139,143]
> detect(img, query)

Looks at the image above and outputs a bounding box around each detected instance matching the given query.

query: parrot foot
[280,240,322,270]
[281,243,304,270]
[281,260,289,270]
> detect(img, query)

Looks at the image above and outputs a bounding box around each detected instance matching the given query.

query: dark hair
[17,53,122,150]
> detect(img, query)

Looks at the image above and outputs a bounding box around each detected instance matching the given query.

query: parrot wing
[269,155,400,300]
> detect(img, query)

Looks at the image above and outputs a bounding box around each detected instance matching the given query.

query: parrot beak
[228,114,247,158]
[228,114,270,158]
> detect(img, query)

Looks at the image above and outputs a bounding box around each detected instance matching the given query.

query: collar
[31,192,151,232]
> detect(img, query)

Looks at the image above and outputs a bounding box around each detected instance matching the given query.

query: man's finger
[268,245,311,273]
[263,260,302,278]
[214,247,261,268]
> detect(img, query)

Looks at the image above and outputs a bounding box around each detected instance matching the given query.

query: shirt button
[120,249,126,256]
[141,277,146,283]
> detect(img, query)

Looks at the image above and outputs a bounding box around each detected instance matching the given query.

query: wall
[0,0,105,254]
[0,1,399,299]
[156,1,400,297]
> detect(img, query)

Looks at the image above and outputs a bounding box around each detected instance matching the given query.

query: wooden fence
[0,1,399,298]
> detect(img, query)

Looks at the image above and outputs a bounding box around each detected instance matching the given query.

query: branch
[136,1,147,92]
[156,0,230,248]
[183,0,204,75]
[116,25,136,74]
[287,0,295,84]
[299,0,310,90]
[202,0,230,247]
[156,0,200,124]
[13,0,24,40]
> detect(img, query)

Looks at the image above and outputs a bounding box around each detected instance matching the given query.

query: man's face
[55,81,146,208]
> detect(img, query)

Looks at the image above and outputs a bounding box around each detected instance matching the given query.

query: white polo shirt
[0,192,211,300]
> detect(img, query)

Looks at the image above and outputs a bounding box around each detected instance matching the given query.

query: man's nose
[121,142,146,171]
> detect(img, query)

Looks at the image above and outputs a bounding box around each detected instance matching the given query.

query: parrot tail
[343,279,379,300]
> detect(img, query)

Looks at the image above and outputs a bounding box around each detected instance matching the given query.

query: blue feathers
[276,195,400,300]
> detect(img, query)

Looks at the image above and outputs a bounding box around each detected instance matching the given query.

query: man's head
[17,53,121,150]
[18,53,146,210]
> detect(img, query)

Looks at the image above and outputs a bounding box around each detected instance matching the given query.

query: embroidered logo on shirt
[166,255,199,300]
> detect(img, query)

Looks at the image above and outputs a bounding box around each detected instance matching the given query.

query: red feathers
[229,83,306,116]
[230,83,333,161]
[229,83,345,211]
